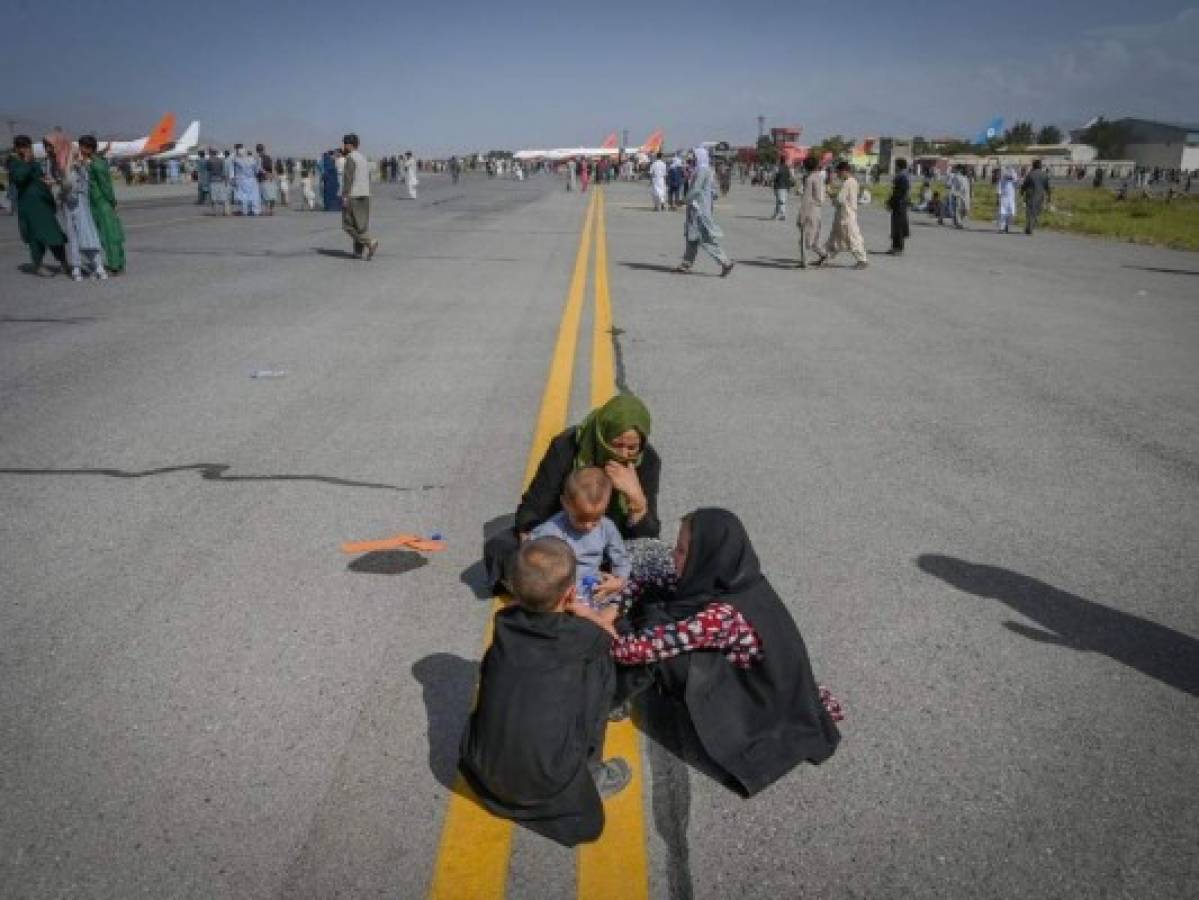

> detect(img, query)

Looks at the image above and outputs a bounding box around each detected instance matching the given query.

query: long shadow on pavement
[0,463,431,492]
[636,690,700,900]
[917,554,1199,695]
[412,653,479,790]
[738,258,799,270]
[619,262,714,277]
[1,316,100,324]
[1122,265,1199,277]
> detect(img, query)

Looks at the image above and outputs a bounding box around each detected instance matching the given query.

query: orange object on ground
[341,533,447,554]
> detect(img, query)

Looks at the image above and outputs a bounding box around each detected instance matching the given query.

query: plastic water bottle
[250,369,288,379]
[580,574,600,605]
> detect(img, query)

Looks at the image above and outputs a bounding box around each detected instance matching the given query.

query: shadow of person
[619,261,715,277]
[347,550,428,575]
[917,554,1199,696]
[636,690,698,899]
[635,687,739,792]
[737,259,799,270]
[411,653,479,789]
[313,247,359,259]
[461,513,517,600]
[459,559,492,600]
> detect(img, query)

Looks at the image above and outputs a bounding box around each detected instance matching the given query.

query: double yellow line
[428,189,649,899]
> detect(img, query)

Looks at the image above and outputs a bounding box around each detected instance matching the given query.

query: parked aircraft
[32,113,177,161]
[149,121,200,160]
[974,117,1005,145]
[514,129,664,163]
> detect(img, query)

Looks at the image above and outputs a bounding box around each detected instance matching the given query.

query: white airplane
[32,113,177,161]
[515,130,664,163]
[149,121,201,160]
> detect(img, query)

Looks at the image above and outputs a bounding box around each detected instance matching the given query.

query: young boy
[459,537,631,846]
[530,467,631,606]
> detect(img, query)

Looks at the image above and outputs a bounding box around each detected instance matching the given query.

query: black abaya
[632,508,839,797]
[459,606,615,846]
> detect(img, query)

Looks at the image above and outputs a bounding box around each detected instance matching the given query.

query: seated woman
[597,508,840,797]
[483,393,660,592]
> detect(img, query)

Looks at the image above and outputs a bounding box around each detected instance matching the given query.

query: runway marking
[427,189,599,900]
[577,189,651,899]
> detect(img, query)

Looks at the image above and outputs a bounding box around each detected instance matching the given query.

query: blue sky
[4,0,1197,155]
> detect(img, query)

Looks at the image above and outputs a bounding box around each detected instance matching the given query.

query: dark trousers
[482,528,520,593]
[29,239,67,269]
[890,206,910,251]
[1025,200,1043,234]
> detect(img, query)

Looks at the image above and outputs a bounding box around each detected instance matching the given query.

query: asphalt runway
[1,173,1196,899]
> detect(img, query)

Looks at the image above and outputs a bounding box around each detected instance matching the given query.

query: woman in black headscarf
[608,508,840,797]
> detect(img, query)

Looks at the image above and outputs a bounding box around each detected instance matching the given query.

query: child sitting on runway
[530,467,630,607]
[459,537,631,846]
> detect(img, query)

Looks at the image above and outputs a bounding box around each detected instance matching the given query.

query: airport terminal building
[1070,118,1199,171]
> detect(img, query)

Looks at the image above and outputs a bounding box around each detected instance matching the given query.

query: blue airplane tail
[976,117,1004,145]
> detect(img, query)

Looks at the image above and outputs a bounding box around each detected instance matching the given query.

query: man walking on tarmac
[340,134,378,260]
[772,159,794,220]
[796,155,826,268]
[1022,159,1052,234]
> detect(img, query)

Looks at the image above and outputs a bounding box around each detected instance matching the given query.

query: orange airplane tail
[639,129,664,154]
[600,132,618,149]
[144,113,176,153]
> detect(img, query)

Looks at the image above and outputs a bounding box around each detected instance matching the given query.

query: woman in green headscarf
[483,393,661,591]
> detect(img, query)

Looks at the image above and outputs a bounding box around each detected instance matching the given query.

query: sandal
[673,263,691,273]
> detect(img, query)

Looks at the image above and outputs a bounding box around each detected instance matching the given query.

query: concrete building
[878,138,914,176]
[1070,118,1199,170]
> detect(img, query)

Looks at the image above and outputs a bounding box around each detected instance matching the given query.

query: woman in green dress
[78,135,125,274]
[10,135,68,275]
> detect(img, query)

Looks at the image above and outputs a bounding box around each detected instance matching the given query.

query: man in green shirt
[10,135,68,275]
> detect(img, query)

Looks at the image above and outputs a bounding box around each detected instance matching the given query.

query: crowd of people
[615,148,1120,275]
[190,144,427,217]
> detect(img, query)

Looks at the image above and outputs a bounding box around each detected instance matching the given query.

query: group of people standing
[9,133,125,280]
[194,144,420,218]
[377,153,421,197]
[198,144,283,217]
[918,160,1052,235]
[646,153,690,212]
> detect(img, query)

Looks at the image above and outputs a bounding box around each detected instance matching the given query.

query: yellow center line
[577,189,651,899]
[427,189,599,900]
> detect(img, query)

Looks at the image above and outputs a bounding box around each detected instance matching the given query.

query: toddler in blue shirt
[530,467,630,606]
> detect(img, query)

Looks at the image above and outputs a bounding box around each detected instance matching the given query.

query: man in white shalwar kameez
[404,152,419,199]
[796,155,827,268]
[815,161,868,269]
[648,152,668,211]
[997,167,1018,233]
